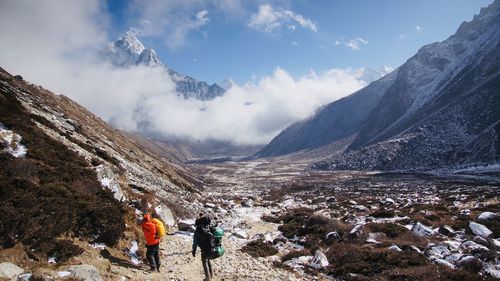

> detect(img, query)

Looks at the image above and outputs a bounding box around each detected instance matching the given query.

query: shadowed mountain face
[257,0,500,170]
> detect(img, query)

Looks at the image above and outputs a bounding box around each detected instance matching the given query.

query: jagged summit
[104,30,225,101]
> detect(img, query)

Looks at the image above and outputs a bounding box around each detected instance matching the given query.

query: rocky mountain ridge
[105,30,226,101]
[257,0,500,172]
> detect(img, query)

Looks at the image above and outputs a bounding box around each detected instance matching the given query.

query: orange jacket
[142,214,160,246]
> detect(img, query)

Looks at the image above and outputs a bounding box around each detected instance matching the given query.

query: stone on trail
[241,199,254,207]
[66,264,103,281]
[468,222,492,238]
[0,262,25,279]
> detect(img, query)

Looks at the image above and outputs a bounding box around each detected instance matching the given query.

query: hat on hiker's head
[195,215,210,226]
[143,213,151,221]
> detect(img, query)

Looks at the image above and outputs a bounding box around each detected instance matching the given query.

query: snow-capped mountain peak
[103,29,225,101]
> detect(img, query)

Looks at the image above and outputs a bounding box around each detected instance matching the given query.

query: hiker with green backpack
[192,213,224,281]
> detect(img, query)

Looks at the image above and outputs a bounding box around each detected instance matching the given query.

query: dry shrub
[366,223,409,239]
[261,214,282,223]
[326,242,428,278]
[241,239,278,257]
[371,209,396,218]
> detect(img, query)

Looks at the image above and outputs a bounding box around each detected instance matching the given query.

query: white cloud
[346,37,368,50]
[128,0,212,49]
[248,4,318,34]
[0,0,376,146]
[292,41,299,46]
[399,33,407,40]
[416,25,423,34]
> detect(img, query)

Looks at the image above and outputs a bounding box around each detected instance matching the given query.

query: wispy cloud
[248,4,318,34]
[399,33,407,40]
[416,25,423,34]
[346,37,368,50]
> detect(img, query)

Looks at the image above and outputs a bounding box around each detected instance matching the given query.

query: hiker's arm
[192,232,199,256]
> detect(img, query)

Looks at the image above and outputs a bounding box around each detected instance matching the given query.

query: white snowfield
[0,122,27,158]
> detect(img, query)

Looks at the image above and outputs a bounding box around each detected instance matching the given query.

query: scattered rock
[426,244,451,259]
[434,258,455,268]
[485,264,500,279]
[204,202,216,208]
[348,200,357,205]
[233,229,249,239]
[66,264,103,281]
[412,222,434,236]
[438,225,454,236]
[325,231,340,240]
[241,199,254,207]
[477,211,497,222]
[460,240,489,254]
[310,250,329,269]
[178,219,196,232]
[388,245,402,251]
[468,222,492,238]
[381,198,395,205]
[352,205,368,211]
[349,224,363,238]
[0,262,24,279]
[473,236,489,247]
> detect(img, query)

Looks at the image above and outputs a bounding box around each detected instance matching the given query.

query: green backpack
[205,226,225,259]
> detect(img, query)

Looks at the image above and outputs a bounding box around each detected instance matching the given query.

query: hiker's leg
[153,244,161,271]
[201,253,210,280]
[146,245,156,270]
[207,258,213,278]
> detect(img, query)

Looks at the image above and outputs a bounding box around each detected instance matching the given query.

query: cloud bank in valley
[0,0,377,145]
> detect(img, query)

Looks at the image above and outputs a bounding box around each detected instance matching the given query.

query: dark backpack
[199,224,225,259]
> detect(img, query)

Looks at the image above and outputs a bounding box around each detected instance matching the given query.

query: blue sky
[106,0,492,84]
[0,0,494,145]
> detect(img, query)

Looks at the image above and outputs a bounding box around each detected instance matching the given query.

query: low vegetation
[0,79,125,261]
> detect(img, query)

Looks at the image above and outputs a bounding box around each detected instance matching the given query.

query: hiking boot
[149,267,156,272]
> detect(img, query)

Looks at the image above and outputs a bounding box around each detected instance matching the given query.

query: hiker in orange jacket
[142,213,161,272]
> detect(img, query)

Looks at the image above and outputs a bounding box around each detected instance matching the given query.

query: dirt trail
[104,223,304,281]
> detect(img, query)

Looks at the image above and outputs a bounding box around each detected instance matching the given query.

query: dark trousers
[201,252,213,280]
[146,244,160,270]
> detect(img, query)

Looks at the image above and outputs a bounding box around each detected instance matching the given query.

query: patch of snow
[0,123,27,158]
[95,165,125,201]
[92,243,106,249]
[57,271,71,277]
[130,240,140,265]
[48,256,57,264]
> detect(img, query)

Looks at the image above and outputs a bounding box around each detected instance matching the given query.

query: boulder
[178,219,196,232]
[485,264,500,279]
[468,222,492,238]
[66,265,103,281]
[154,205,175,227]
[0,262,24,279]
[411,222,434,236]
[478,211,497,222]
[310,250,329,269]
